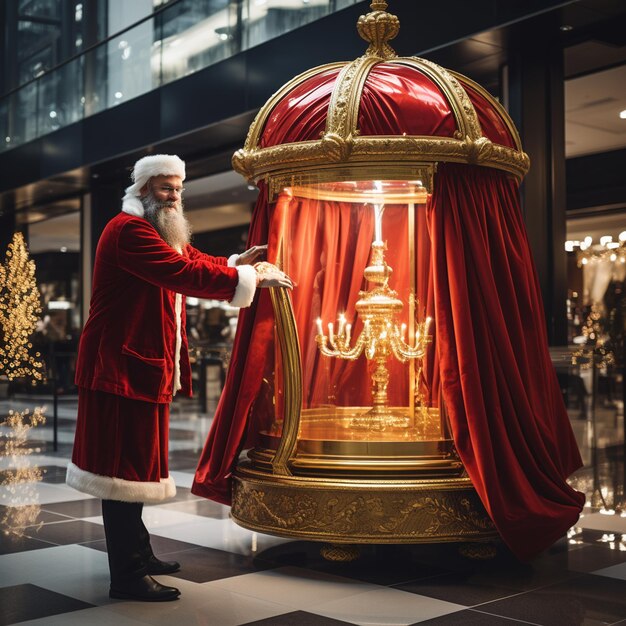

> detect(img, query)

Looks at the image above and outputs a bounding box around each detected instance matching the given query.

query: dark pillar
[0,210,17,257]
[507,18,567,345]
[89,180,125,268]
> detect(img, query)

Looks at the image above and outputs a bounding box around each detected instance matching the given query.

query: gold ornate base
[321,544,361,562]
[458,542,498,560]
[231,463,498,544]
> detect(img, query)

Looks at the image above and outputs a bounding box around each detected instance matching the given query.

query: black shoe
[145,555,181,575]
[109,575,180,601]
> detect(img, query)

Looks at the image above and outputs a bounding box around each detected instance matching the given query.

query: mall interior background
[1,0,625,402]
[0,1,624,624]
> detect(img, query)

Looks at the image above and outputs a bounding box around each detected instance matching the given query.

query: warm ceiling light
[559,24,573,32]
[619,231,626,242]
[620,110,626,119]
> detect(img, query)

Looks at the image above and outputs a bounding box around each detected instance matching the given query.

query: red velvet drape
[430,163,584,559]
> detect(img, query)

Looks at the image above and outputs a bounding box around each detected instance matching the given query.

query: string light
[564,235,626,267]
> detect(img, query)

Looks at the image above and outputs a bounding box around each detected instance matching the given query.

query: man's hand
[256,269,293,289]
[236,244,268,266]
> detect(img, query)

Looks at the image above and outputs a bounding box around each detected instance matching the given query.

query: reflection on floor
[0,393,624,626]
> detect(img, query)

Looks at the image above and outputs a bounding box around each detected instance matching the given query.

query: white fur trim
[229,264,257,308]
[173,292,182,395]
[66,462,176,504]
[122,196,145,217]
[227,254,239,267]
[121,154,186,218]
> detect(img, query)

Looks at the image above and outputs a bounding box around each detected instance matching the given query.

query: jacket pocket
[121,344,166,400]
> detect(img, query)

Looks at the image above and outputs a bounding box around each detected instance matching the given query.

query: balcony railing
[0,0,358,154]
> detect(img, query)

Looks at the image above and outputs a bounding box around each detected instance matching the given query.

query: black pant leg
[138,513,154,560]
[102,499,147,585]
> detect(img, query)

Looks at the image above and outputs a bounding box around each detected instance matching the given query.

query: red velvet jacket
[75,212,249,403]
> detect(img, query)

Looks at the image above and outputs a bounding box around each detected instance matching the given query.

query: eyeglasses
[154,185,185,197]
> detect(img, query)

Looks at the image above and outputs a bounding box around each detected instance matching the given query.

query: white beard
[142,193,192,250]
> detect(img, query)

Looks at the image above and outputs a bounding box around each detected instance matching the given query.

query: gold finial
[357,1,399,59]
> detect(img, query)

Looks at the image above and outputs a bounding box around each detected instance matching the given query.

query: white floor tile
[168,470,195,489]
[577,512,626,534]
[312,586,465,626]
[12,607,150,626]
[593,561,626,580]
[0,544,109,605]
[210,566,380,609]
[107,577,292,626]
[141,515,286,556]
[0,481,94,506]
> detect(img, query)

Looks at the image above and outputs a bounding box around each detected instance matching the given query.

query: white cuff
[229,264,257,308]
[227,254,239,267]
[66,462,176,503]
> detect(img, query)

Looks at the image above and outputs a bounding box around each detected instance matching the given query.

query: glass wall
[0,0,359,153]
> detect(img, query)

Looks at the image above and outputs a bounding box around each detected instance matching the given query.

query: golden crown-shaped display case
[229,1,529,559]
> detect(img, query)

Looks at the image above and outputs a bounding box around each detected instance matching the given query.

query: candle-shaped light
[373,180,384,244]
[338,313,346,337]
[401,323,406,342]
[316,317,323,336]
[345,323,352,345]
[328,322,334,343]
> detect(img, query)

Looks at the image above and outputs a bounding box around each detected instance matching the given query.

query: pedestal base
[231,463,497,544]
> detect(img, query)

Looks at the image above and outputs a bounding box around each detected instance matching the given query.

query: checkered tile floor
[1,394,625,625]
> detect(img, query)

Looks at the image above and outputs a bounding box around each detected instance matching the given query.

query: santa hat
[121,154,186,217]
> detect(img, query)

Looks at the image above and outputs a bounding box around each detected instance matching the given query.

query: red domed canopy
[233,9,528,191]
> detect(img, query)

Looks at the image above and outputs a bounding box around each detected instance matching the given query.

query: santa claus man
[66,154,291,601]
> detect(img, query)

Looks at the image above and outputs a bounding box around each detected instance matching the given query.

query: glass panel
[37,57,84,134]
[87,19,157,115]
[16,83,39,144]
[242,0,329,50]
[0,100,9,154]
[159,0,233,85]
[261,178,447,452]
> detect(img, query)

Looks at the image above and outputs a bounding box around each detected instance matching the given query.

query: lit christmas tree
[0,232,44,382]
[0,232,46,537]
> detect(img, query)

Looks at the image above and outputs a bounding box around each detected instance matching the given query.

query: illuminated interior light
[49,111,57,118]
[620,109,626,119]
[600,235,612,246]
[115,92,123,99]
[619,230,626,242]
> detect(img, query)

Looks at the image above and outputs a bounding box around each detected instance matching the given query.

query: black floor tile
[0,503,70,526]
[395,571,522,606]
[0,530,55,555]
[40,464,70,483]
[254,542,454,586]
[42,498,103,518]
[0,583,93,626]
[166,545,276,583]
[557,543,626,573]
[169,427,199,441]
[242,611,356,625]
[84,534,204,555]
[167,453,204,471]
[477,573,626,625]
[25,519,106,544]
[415,609,531,625]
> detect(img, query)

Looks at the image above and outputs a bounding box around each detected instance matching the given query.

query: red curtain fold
[430,163,584,559]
